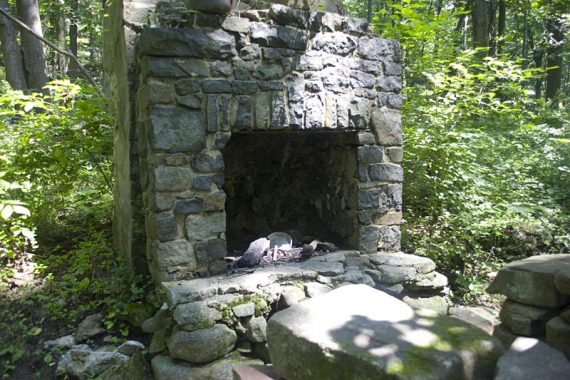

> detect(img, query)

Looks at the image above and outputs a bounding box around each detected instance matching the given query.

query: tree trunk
[0,0,28,89]
[53,0,68,75]
[16,0,48,90]
[496,0,505,54]
[545,17,565,100]
[367,0,372,22]
[471,0,491,52]
[68,0,79,77]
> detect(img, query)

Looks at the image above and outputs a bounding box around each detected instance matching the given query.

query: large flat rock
[267,284,502,380]
[487,254,570,308]
[494,337,570,380]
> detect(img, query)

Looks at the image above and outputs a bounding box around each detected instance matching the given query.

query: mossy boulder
[267,284,503,380]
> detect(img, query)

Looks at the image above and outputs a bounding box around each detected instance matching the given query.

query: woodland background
[0,0,568,376]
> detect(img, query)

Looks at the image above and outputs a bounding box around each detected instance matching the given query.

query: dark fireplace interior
[223,131,359,252]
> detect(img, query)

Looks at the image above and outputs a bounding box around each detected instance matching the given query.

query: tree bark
[68,0,79,77]
[53,0,68,75]
[471,0,491,52]
[367,0,372,22]
[496,0,505,54]
[0,0,27,89]
[545,17,565,100]
[16,0,48,90]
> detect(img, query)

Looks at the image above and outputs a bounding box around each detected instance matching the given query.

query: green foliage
[0,227,147,378]
[0,80,112,271]
[366,0,570,301]
[0,80,129,376]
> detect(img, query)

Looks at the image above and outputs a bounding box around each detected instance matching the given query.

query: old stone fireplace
[105,1,404,282]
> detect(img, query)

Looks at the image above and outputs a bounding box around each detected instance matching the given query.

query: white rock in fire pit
[267,232,292,250]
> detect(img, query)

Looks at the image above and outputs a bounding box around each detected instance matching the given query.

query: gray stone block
[245,316,268,343]
[358,190,379,210]
[191,152,224,173]
[250,23,308,50]
[147,79,174,104]
[175,198,204,215]
[388,94,404,109]
[449,306,497,335]
[487,254,570,308]
[174,301,222,331]
[499,300,559,336]
[207,95,219,132]
[233,302,256,318]
[349,97,369,129]
[253,92,271,130]
[495,337,570,380]
[271,91,288,128]
[378,76,403,93]
[233,80,259,95]
[370,252,436,274]
[175,78,201,95]
[305,93,324,129]
[209,60,232,77]
[370,108,402,146]
[221,16,250,33]
[195,238,227,263]
[357,36,399,61]
[138,28,237,59]
[154,166,193,192]
[377,264,416,284]
[403,295,451,314]
[369,163,404,182]
[143,57,210,78]
[254,64,284,81]
[187,0,232,14]
[201,79,232,93]
[240,45,261,61]
[357,145,383,164]
[350,70,375,88]
[154,211,178,242]
[359,225,380,254]
[383,60,402,76]
[546,316,570,359]
[378,225,401,251]
[386,147,403,163]
[177,94,203,109]
[152,239,196,279]
[150,107,206,153]
[555,268,570,295]
[185,213,226,241]
[236,95,253,130]
[312,32,357,56]
[269,4,309,29]
[167,324,237,364]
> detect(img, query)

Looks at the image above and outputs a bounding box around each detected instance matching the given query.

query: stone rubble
[487,254,570,359]
[142,250,452,377]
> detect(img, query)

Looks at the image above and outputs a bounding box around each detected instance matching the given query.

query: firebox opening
[223,131,359,253]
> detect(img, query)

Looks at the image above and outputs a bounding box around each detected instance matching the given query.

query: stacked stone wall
[488,254,570,359]
[136,4,404,282]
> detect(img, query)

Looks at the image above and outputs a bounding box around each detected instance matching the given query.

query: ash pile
[226,232,337,269]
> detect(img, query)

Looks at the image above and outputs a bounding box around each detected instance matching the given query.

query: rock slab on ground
[267,284,502,380]
[487,254,570,308]
[494,337,570,380]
